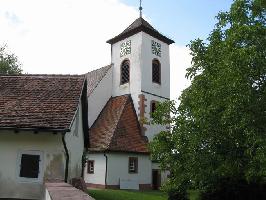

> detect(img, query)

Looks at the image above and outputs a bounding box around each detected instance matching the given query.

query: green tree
[150,0,266,197]
[0,44,22,74]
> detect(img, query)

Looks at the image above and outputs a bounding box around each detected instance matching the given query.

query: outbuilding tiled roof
[0,74,85,131]
[86,65,112,96]
[89,95,149,153]
[107,17,174,45]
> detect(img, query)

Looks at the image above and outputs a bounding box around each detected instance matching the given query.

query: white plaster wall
[106,153,151,186]
[142,93,168,141]
[111,33,142,113]
[88,67,113,127]
[84,153,106,185]
[141,32,170,98]
[0,130,64,199]
[65,101,85,180]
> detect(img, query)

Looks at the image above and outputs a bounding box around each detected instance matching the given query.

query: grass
[88,189,167,200]
[188,190,200,200]
[88,189,201,200]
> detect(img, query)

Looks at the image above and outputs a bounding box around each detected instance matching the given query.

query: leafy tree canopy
[0,44,22,74]
[150,0,266,193]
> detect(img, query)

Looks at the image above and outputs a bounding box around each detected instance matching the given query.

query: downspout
[62,132,69,183]
[104,153,108,188]
[81,150,87,178]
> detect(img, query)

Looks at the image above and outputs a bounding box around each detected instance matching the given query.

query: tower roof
[107,17,174,45]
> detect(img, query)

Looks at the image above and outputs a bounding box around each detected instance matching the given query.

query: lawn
[88,189,200,200]
[189,190,200,200]
[88,189,167,200]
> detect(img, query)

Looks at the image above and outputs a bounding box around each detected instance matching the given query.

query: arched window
[121,60,130,85]
[152,59,161,84]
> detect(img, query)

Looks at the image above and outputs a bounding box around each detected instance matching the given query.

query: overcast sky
[0,0,233,101]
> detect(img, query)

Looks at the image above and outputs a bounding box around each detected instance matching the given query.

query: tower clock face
[151,40,161,57]
[120,40,131,57]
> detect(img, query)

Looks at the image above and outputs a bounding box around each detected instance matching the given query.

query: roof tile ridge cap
[87,64,112,96]
[106,96,128,149]
[86,64,112,74]
[28,74,83,76]
[124,17,142,31]
[141,20,161,33]
[126,95,149,152]
[0,74,83,77]
[67,76,86,131]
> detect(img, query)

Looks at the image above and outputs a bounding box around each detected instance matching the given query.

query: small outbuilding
[0,74,88,199]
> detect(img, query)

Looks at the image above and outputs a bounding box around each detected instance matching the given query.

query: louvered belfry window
[152,59,161,84]
[121,60,130,85]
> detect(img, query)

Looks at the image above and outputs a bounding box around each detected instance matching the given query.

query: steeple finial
[139,0,143,18]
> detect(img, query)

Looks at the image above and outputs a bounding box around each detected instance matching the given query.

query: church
[84,16,174,190]
[0,10,174,199]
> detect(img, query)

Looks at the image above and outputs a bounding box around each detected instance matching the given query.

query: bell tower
[107,16,174,140]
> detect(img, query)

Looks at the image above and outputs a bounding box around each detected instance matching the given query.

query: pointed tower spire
[139,0,143,18]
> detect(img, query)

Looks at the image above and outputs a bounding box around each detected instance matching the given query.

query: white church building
[84,16,174,190]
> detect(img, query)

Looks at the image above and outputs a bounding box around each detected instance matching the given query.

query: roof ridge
[86,64,112,74]
[106,95,129,149]
[86,64,112,96]
[0,74,84,78]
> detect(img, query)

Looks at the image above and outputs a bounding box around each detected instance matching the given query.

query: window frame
[152,59,161,84]
[120,59,130,85]
[87,160,95,174]
[128,157,138,174]
[17,150,43,183]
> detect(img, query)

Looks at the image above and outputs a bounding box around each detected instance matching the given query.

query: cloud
[170,45,192,101]
[4,11,22,25]
[0,0,191,100]
[0,0,138,74]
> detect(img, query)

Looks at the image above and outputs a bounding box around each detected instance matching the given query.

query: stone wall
[44,182,95,200]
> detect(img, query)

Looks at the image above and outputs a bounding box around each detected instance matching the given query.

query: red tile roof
[0,74,85,131]
[86,65,112,96]
[89,95,149,153]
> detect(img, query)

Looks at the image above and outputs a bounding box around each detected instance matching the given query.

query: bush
[168,189,189,200]
[200,178,266,200]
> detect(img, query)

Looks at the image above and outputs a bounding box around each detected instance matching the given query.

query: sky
[0,0,233,101]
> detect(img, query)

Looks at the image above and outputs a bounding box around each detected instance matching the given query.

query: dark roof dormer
[106,17,174,45]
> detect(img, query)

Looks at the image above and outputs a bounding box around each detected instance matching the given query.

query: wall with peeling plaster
[0,130,64,199]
